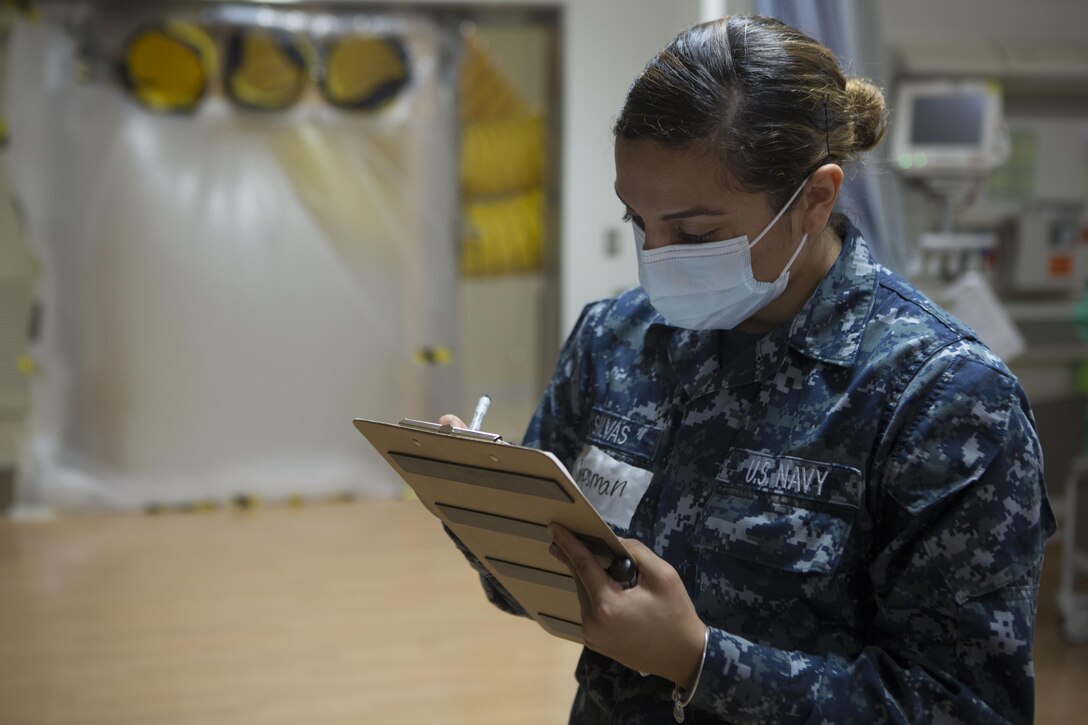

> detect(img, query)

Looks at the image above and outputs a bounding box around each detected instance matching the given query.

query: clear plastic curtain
[4,8,460,509]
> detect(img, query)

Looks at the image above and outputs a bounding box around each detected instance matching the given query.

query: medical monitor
[890,80,1007,176]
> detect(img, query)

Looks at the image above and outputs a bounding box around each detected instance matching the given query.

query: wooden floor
[1031,536,1088,723]
[0,501,580,725]
[0,501,1085,724]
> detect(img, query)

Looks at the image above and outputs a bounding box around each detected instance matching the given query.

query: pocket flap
[698,495,853,574]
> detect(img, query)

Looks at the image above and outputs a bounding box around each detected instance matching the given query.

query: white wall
[878,0,1088,83]
[877,0,1088,45]
[556,0,704,330]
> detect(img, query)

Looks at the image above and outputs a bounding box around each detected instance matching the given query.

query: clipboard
[353,417,637,644]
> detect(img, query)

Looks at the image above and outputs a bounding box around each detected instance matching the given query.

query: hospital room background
[1,0,1086,722]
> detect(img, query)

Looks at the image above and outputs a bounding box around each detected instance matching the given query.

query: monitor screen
[910,94,986,145]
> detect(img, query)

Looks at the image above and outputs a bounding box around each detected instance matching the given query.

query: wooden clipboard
[353,417,636,644]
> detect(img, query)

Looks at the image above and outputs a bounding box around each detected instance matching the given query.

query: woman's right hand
[438,414,467,428]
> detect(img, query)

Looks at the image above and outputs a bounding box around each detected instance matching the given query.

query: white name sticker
[571,445,654,531]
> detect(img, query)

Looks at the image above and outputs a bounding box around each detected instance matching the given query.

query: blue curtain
[753,0,907,272]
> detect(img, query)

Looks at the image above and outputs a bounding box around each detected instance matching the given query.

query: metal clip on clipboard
[397,418,505,443]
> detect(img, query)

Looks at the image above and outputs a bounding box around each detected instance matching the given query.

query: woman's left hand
[547,523,707,689]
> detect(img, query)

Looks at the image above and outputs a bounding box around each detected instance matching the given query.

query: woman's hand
[547,523,707,689]
[438,414,466,428]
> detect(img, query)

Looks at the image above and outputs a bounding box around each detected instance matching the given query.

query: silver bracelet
[671,625,710,723]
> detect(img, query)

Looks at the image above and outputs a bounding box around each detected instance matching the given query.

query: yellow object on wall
[121,22,216,113]
[461,113,543,199]
[321,35,410,110]
[117,20,412,114]
[457,36,546,277]
[225,29,309,111]
[461,189,543,277]
[458,37,524,124]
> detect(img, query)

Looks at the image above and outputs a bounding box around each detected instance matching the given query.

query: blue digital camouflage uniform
[466,221,1056,724]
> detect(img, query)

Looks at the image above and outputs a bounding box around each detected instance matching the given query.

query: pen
[469,394,491,431]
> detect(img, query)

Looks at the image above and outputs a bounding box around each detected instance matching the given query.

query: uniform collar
[785,221,878,369]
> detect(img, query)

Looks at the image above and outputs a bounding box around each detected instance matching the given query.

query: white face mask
[634,180,809,330]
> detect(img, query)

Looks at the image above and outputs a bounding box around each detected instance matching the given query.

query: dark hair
[614,16,887,214]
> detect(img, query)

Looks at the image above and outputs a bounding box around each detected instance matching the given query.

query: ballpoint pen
[468,394,491,431]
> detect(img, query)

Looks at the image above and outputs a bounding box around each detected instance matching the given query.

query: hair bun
[845,77,887,154]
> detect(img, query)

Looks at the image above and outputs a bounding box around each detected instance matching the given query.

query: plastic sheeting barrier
[4,9,460,509]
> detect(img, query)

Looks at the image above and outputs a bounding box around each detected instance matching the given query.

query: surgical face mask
[633,180,809,331]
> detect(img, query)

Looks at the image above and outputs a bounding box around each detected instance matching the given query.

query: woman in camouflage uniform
[448,15,1055,724]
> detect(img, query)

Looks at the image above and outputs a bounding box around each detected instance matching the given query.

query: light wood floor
[0,501,1085,724]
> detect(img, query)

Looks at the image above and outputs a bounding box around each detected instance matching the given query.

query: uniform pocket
[695,449,864,575]
[696,492,854,574]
